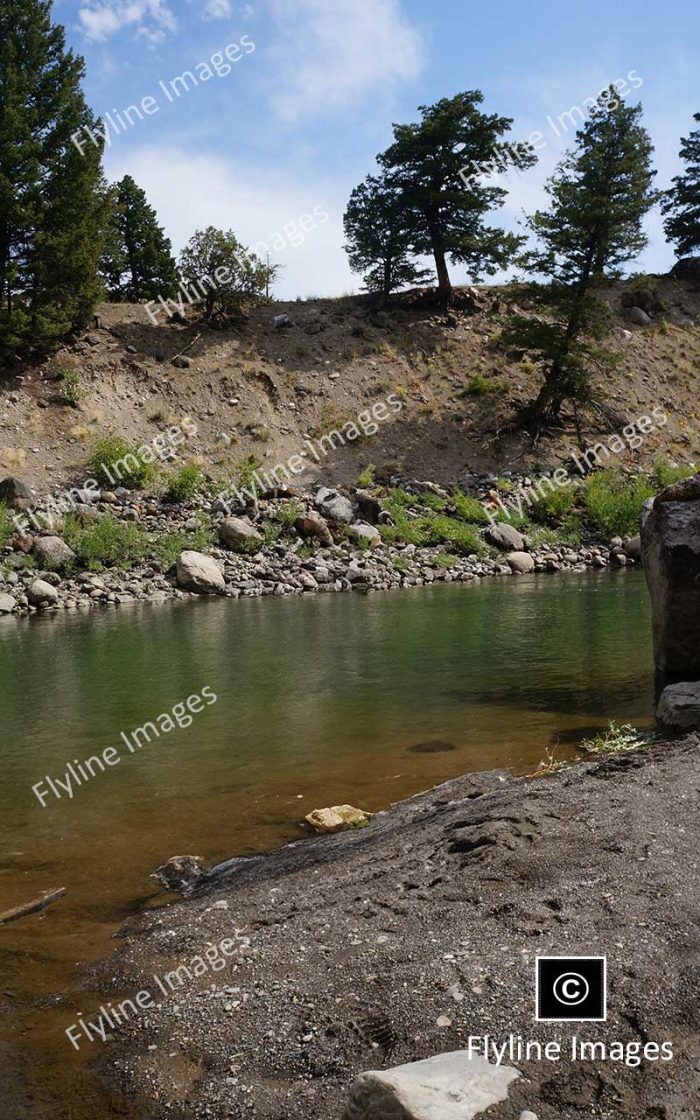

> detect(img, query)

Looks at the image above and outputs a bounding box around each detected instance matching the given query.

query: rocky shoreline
[0,475,641,617]
[89,733,700,1120]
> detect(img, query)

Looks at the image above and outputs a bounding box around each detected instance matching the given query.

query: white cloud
[202,0,233,19]
[266,0,425,121]
[78,0,177,42]
[105,146,357,299]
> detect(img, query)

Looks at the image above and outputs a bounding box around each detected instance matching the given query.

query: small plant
[464,373,507,396]
[356,463,376,488]
[651,459,695,490]
[63,513,147,570]
[0,502,15,546]
[451,491,491,525]
[432,552,459,568]
[163,464,203,504]
[579,721,651,756]
[274,499,303,527]
[57,364,82,406]
[86,436,158,491]
[529,484,576,526]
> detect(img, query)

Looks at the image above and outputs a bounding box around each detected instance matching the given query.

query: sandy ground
[90,733,700,1119]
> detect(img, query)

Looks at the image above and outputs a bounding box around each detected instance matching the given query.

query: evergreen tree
[662,113,700,258]
[504,91,659,428]
[101,176,179,301]
[344,175,431,303]
[377,92,536,303]
[179,227,277,319]
[0,0,105,356]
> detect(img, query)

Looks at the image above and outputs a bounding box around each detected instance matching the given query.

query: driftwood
[0,887,66,926]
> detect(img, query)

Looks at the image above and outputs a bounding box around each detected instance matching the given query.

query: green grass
[432,552,459,568]
[528,484,576,527]
[163,464,203,504]
[63,512,215,571]
[0,502,15,547]
[356,464,376,488]
[86,436,158,491]
[583,470,655,538]
[451,491,491,525]
[464,373,508,396]
[651,458,695,490]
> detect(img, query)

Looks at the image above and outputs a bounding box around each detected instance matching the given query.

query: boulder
[219,516,263,550]
[626,306,652,326]
[295,510,333,546]
[671,256,700,285]
[306,805,371,833]
[343,1051,520,1120]
[28,579,59,606]
[171,355,191,369]
[315,487,355,524]
[641,474,700,677]
[485,522,524,552]
[355,489,383,524]
[176,551,225,595]
[0,592,17,614]
[624,535,642,561]
[657,682,700,732]
[621,288,664,314]
[348,521,382,548]
[0,476,33,510]
[33,536,76,571]
[507,551,536,574]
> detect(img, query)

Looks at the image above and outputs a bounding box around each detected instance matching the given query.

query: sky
[55,0,700,299]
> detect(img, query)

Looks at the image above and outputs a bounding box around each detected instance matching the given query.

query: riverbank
[90,731,700,1120]
[0,473,645,616]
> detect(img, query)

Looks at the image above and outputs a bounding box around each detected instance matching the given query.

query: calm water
[0,571,653,1117]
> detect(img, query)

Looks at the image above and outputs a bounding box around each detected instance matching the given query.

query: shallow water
[0,570,653,1117]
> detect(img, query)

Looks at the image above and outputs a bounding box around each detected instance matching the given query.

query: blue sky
[56,0,700,298]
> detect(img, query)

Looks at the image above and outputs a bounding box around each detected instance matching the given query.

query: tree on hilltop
[343,174,431,303]
[662,113,700,259]
[101,176,179,302]
[179,227,278,319]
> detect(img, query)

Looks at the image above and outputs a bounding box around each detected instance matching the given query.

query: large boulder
[176,551,225,595]
[671,256,700,286]
[485,522,524,552]
[657,682,700,732]
[0,476,33,510]
[28,579,59,607]
[33,536,76,571]
[315,486,355,524]
[219,516,263,550]
[0,592,17,614]
[343,1051,520,1120]
[641,474,700,678]
[507,551,535,574]
[626,306,652,326]
[295,510,333,545]
[348,521,382,549]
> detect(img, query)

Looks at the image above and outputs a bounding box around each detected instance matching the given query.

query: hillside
[1,274,699,498]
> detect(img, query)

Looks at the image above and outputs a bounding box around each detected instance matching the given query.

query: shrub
[274,499,303,527]
[579,721,651,756]
[0,502,15,546]
[356,463,376,488]
[583,470,655,538]
[58,365,82,406]
[86,436,158,491]
[651,459,695,490]
[451,491,490,525]
[528,483,576,526]
[464,373,507,396]
[146,524,215,569]
[163,464,203,504]
[63,513,147,570]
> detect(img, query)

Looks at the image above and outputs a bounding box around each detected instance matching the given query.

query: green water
[0,570,653,1118]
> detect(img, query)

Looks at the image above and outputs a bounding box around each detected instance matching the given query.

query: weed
[86,437,158,491]
[583,470,655,538]
[163,464,203,504]
[579,721,652,756]
[356,464,376,488]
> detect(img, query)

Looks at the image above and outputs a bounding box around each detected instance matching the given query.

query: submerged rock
[407,740,458,754]
[305,805,371,833]
[343,1050,520,1120]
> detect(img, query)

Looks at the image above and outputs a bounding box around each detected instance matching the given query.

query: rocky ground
[89,733,700,1120]
[0,474,641,617]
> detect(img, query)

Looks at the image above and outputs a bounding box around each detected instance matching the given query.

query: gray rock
[657,682,700,731]
[485,522,525,552]
[344,1051,520,1120]
[33,536,76,571]
[315,487,355,524]
[348,521,382,548]
[176,551,225,595]
[507,551,536,574]
[28,579,59,606]
[171,355,191,368]
[0,476,33,510]
[0,592,17,613]
[624,535,642,561]
[626,306,652,326]
[219,517,263,550]
[641,474,700,677]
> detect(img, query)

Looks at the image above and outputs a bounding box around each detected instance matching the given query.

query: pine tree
[662,113,700,259]
[343,175,431,303]
[0,0,105,356]
[504,91,659,429]
[377,92,536,303]
[179,227,277,319]
[101,176,179,301]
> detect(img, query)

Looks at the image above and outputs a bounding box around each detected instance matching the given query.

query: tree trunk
[432,245,452,304]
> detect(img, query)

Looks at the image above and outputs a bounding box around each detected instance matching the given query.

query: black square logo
[536,956,607,1021]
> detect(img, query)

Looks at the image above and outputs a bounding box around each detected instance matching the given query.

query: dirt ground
[92,733,700,1120]
[2,277,699,496]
